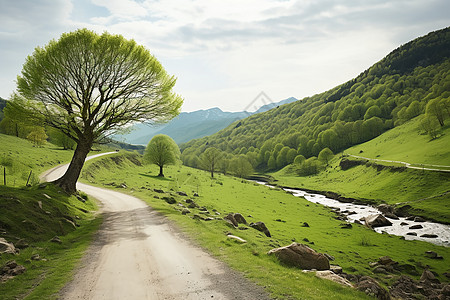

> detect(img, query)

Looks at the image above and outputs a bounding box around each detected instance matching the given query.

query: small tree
[318,148,334,165]
[229,155,253,178]
[199,147,222,178]
[419,114,440,139]
[144,134,180,177]
[426,97,446,126]
[27,127,48,147]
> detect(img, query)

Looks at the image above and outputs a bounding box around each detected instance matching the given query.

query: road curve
[42,153,270,300]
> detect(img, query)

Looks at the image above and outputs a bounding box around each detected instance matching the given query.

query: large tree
[144,134,180,177]
[16,29,183,193]
[199,147,222,178]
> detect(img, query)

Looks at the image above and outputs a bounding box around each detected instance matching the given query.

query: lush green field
[0,134,101,299]
[0,133,74,187]
[273,118,450,224]
[81,153,449,299]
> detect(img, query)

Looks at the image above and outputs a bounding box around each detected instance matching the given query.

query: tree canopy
[144,134,180,177]
[199,147,222,178]
[15,29,183,192]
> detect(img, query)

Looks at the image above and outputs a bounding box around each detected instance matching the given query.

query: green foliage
[181,28,450,173]
[418,114,441,139]
[47,127,76,150]
[228,155,254,178]
[296,156,322,176]
[26,127,48,147]
[144,134,180,176]
[318,147,334,165]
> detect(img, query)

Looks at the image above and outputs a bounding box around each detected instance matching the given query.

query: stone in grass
[267,243,330,271]
[0,238,17,254]
[301,222,310,227]
[224,213,238,227]
[50,236,62,244]
[233,213,247,225]
[355,276,390,300]
[249,222,271,237]
[226,234,247,243]
[315,270,353,288]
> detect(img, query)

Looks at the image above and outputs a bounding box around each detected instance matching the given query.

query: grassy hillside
[80,153,449,299]
[181,27,450,173]
[345,117,450,166]
[0,133,74,187]
[0,134,101,299]
[273,117,450,223]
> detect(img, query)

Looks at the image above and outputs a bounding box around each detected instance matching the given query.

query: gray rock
[420,234,438,238]
[355,276,390,300]
[268,243,330,270]
[315,270,353,288]
[364,214,392,228]
[409,224,423,230]
[233,213,247,224]
[50,236,62,244]
[224,213,238,227]
[249,222,271,237]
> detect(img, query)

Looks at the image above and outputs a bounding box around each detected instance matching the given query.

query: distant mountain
[114,97,297,145]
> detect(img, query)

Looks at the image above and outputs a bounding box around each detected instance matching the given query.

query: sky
[0,1,449,112]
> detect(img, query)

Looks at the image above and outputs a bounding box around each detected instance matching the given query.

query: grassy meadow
[81,152,449,299]
[0,134,101,300]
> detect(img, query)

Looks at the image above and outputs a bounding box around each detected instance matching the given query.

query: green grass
[0,133,74,187]
[0,134,102,299]
[272,118,450,224]
[81,153,450,299]
[345,117,450,166]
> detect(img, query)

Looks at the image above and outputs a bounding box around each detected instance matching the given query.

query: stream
[255,182,450,247]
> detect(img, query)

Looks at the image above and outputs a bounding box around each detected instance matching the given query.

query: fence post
[26,170,33,186]
[3,167,6,186]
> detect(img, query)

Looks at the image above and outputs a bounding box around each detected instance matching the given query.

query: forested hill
[181,27,450,171]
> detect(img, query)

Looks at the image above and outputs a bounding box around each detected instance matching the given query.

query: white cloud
[0,0,449,112]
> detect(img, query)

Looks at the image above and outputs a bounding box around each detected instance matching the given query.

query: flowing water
[255,182,450,247]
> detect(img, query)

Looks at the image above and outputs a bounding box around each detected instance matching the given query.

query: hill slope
[181,27,450,172]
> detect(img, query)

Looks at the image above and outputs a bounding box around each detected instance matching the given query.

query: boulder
[267,243,330,270]
[406,232,417,236]
[177,191,188,196]
[301,222,310,227]
[187,202,198,209]
[329,265,342,274]
[400,222,408,226]
[0,260,26,283]
[233,213,247,224]
[224,213,238,227]
[154,189,164,193]
[384,212,399,220]
[181,208,191,215]
[414,216,426,222]
[162,196,176,204]
[315,270,353,288]
[389,275,420,299]
[0,238,17,254]
[355,276,390,300]
[249,222,271,237]
[364,214,392,228]
[393,205,411,217]
[378,256,396,266]
[377,204,393,214]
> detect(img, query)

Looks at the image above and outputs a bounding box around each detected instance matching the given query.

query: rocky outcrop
[233,213,247,225]
[364,214,392,228]
[249,222,271,237]
[268,243,330,270]
[390,272,449,299]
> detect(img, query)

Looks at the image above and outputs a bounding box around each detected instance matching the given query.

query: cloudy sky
[0,0,449,112]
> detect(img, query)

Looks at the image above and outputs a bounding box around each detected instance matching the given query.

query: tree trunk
[158,165,164,177]
[54,141,91,193]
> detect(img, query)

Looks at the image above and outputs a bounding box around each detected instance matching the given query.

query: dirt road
[42,153,270,300]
